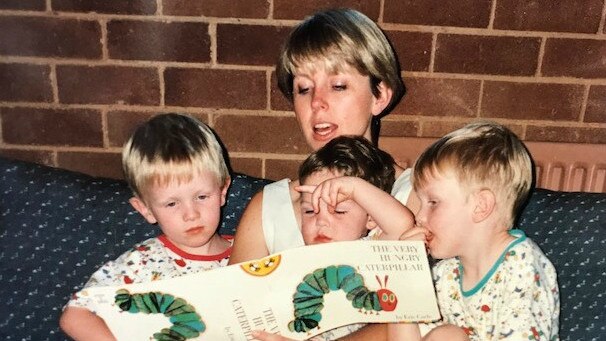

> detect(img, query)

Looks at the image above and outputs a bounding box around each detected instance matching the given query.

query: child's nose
[182,203,200,221]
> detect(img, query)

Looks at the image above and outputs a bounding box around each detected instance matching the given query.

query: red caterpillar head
[376,275,397,311]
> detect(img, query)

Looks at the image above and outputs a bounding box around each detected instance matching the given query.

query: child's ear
[220,177,231,206]
[472,189,495,223]
[365,215,379,231]
[129,196,158,224]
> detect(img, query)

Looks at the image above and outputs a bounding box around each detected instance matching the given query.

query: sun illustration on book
[240,255,282,276]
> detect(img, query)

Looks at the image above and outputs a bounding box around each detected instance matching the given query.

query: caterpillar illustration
[288,265,397,333]
[114,289,205,340]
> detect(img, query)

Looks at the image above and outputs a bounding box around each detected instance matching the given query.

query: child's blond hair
[412,121,533,227]
[122,113,229,198]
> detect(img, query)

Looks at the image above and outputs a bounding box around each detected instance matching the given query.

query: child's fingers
[294,185,316,194]
[399,226,430,242]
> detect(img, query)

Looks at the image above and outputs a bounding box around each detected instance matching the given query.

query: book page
[84,240,440,340]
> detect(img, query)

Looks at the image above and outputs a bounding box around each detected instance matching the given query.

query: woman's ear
[220,177,231,206]
[472,189,496,223]
[129,196,158,224]
[371,81,393,117]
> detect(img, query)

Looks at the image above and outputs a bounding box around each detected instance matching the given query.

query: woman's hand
[251,330,296,341]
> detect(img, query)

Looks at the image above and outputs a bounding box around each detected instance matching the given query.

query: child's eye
[334,210,347,215]
[303,209,315,215]
[166,202,176,208]
[197,195,208,200]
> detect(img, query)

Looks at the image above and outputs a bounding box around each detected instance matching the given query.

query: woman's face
[292,63,392,151]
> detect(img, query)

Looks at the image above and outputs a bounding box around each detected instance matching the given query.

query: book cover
[84,240,440,340]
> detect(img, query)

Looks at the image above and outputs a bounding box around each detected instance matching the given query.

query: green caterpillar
[288,265,398,333]
[114,289,205,341]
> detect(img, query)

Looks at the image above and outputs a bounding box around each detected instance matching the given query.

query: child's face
[130,170,229,255]
[292,62,389,151]
[414,171,475,260]
[300,169,370,245]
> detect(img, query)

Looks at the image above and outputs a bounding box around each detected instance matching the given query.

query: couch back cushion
[0,156,269,340]
[515,188,606,340]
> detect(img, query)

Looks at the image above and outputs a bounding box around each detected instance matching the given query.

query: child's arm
[59,306,116,341]
[296,176,415,240]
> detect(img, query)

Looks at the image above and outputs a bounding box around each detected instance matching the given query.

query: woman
[230,9,420,339]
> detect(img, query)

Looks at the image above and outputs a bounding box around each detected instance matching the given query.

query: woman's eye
[296,86,310,94]
[332,84,347,91]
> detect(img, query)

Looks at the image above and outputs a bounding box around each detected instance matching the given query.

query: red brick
[419,120,523,139]
[265,159,302,181]
[52,0,156,14]
[0,63,52,102]
[217,24,290,66]
[57,152,123,179]
[163,0,269,18]
[0,149,54,166]
[378,120,419,137]
[435,34,540,76]
[108,20,210,63]
[0,16,101,59]
[542,38,606,78]
[0,0,45,10]
[228,157,263,178]
[164,68,266,109]
[494,0,602,33]
[273,0,380,20]
[384,0,491,28]
[482,81,584,121]
[386,31,433,72]
[270,71,293,111]
[214,115,310,154]
[107,111,209,147]
[526,126,606,144]
[1,107,103,147]
[585,86,606,124]
[394,77,481,117]
[57,65,160,105]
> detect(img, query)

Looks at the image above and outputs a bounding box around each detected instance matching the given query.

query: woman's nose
[310,88,328,112]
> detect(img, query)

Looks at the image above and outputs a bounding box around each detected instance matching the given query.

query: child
[393,121,560,341]
[254,135,416,341]
[297,135,415,244]
[59,113,233,340]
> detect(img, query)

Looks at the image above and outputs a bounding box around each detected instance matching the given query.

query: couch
[0,156,604,340]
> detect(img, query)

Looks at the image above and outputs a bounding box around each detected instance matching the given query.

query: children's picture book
[84,240,440,340]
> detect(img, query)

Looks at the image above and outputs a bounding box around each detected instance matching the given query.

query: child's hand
[399,226,432,245]
[296,176,359,213]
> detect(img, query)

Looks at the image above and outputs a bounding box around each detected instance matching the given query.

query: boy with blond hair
[393,121,559,341]
[60,113,233,340]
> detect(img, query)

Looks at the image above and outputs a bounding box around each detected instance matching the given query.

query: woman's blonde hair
[122,113,229,198]
[412,121,533,227]
[276,8,404,116]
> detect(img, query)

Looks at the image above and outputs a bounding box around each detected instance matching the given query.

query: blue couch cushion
[0,157,269,340]
[515,188,606,341]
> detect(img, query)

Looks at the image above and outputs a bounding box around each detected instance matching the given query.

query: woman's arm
[228,191,270,264]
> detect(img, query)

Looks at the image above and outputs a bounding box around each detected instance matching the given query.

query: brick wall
[1,0,605,180]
